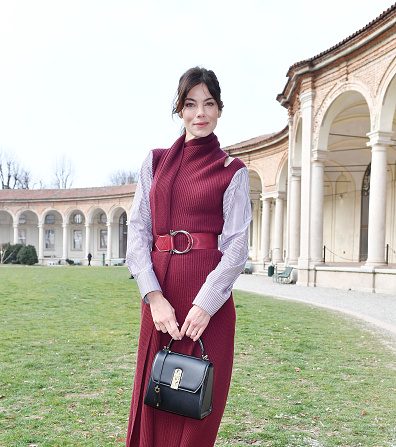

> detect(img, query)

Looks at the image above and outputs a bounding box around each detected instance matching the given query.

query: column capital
[290,166,301,177]
[62,222,68,228]
[261,193,274,201]
[366,130,395,148]
[13,223,19,228]
[106,221,112,227]
[274,192,286,201]
[312,149,327,162]
[299,90,315,108]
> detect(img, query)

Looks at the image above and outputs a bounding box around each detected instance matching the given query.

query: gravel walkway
[234,274,396,340]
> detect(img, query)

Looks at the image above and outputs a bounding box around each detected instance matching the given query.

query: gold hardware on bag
[170,368,183,389]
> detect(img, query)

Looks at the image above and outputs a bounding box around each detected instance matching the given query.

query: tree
[53,156,74,189]
[17,245,38,265]
[109,169,139,185]
[0,150,32,189]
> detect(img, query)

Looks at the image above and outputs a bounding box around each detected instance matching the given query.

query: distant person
[87,252,92,266]
[125,67,251,447]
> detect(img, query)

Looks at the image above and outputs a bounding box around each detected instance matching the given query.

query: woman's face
[181,83,220,142]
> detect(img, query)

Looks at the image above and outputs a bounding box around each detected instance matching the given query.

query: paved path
[234,274,396,339]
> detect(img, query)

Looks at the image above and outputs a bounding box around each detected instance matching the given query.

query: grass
[0,266,395,447]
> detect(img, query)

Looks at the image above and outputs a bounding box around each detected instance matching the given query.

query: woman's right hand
[146,291,182,340]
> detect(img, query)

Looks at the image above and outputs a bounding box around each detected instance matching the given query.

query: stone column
[261,197,271,262]
[106,222,112,264]
[85,223,91,262]
[298,91,315,272]
[365,131,392,266]
[62,223,68,261]
[310,150,326,263]
[38,224,44,262]
[13,224,19,244]
[273,194,284,263]
[288,167,301,264]
[251,200,260,261]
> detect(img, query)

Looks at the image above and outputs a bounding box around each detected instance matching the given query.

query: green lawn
[0,266,395,447]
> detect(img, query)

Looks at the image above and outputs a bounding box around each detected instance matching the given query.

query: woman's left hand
[180,305,211,342]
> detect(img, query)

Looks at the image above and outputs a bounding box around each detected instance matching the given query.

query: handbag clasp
[170,368,183,389]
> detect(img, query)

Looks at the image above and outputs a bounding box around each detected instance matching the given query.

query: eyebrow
[184,96,214,102]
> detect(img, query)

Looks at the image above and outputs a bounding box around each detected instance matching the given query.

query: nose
[196,103,205,117]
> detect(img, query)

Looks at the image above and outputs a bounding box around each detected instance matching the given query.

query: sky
[0,0,394,188]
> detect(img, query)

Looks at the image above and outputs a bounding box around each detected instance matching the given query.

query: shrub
[2,244,24,264]
[17,245,38,265]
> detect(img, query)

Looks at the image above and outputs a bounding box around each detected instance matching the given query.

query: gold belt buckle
[170,230,194,254]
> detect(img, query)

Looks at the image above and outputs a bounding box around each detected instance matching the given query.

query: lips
[194,122,208,127]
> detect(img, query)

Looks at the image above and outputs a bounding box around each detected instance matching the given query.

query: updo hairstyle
[172,67,224,115]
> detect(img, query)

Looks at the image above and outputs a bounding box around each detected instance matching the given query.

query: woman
[126,67,251,447]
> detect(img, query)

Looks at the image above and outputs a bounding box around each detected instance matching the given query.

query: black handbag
[144,338,214,420]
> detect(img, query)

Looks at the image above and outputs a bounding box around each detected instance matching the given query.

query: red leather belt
[153,230,218,254]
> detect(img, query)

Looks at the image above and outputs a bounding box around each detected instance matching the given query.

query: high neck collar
[184,133,216,148]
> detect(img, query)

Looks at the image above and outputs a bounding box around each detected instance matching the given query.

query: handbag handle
[166,337,209,360]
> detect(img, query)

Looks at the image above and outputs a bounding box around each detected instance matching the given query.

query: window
[73,230,83,250]
[98,213,107,224]
[45,214,55,225]
[71,212,83,225]
[18,229,26,245]
[100,229,107,249]
[19,214,27,225]
[45,229,55,249]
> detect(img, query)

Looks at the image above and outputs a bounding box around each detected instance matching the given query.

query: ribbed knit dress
[126,133,247,447]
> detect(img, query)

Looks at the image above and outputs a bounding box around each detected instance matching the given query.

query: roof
[277,3,396,106]
[223,126,288,153]
[289,4,396,74]
[0,184,136,202]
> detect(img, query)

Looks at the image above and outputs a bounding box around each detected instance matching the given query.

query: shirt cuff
[135,269,162,302]
[192,282,229,317]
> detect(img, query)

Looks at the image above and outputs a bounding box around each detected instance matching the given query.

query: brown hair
[172,67,224,115]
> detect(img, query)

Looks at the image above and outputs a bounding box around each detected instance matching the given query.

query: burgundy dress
[126,134,245,447]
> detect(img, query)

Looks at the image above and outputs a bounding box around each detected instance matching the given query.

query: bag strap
[154,349,170,407]
[166,337,209,360]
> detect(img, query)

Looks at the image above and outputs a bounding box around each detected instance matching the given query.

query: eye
[205,101,215,107]
[184,102,195,108]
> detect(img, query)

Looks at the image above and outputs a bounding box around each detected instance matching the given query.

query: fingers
[164,319,182,340]
[180,305,211,341]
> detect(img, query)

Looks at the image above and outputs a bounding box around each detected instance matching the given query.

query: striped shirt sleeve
[192,167,252,316]
[126,151,162,299]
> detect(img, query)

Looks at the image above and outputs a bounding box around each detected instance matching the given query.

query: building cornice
[0,184,135,204]
[224,126,288,156]
[277,4,396,107]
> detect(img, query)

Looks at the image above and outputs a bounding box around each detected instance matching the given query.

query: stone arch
[42,209,63,258]
[15,209,39,247]
[107,206,128,260]
[66,208,86,257]
[0,210,14,246]
[14,208,39,224]
[108,205,128,224]
[41,208,65,225]
[85,207,108,261]
[377,58,396,132]
[64,207,87,224]
[275,153,288,193]
[316,86,373,152]
[292,118,302,168]
[248,169,263,263]
[314,89,373,150]
[86,206,108,225]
